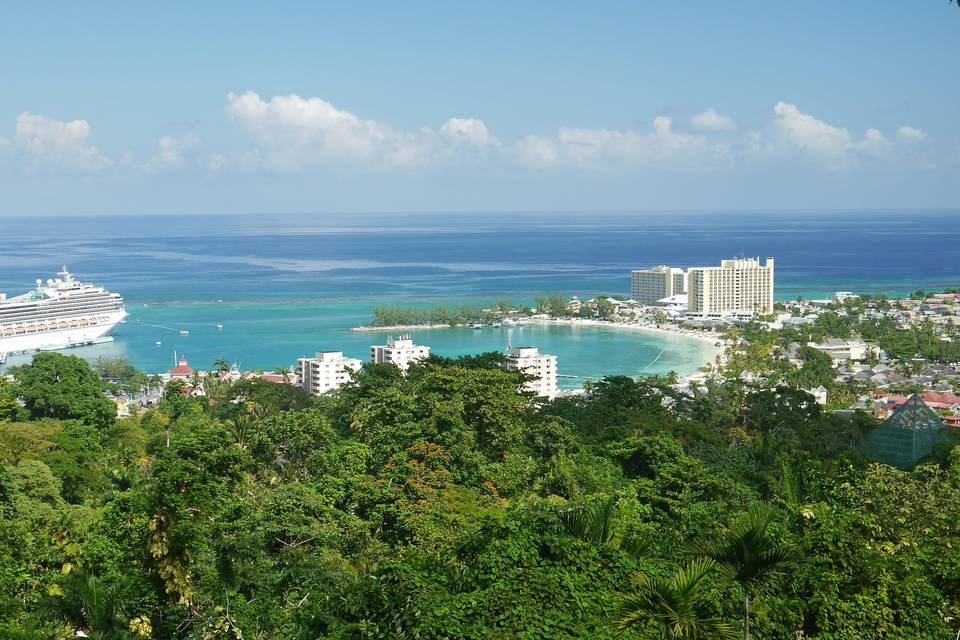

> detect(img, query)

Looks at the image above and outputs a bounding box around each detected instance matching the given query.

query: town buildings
[297,351,362,396]
[502,345,557,400]
[687,257,775,318]
[370,335,430,371]
[631,266,687,306]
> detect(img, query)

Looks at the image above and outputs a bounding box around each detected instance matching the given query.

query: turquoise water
[2,301,718,388]
[2,210,958,382]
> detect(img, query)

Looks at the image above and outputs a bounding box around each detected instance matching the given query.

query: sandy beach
[351,323,452,333]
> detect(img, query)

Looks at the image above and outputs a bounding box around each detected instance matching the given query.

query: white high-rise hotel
[370,335,431,371]
[503,346,557,400]
[631,266,687,305]
[688,257,774,317]
[298,351,362,395]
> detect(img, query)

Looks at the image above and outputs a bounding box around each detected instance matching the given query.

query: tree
[618,558,736,639]
[0,378,22,422]
[212,358,231,373]
[13,353,116,429]
[689,503,797,640]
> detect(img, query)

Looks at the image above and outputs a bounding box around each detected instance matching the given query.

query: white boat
[0,266,126,355]
[179,330,189,335]
[216,324,223,330]
[155,340,162,346]
[502,318,517,326]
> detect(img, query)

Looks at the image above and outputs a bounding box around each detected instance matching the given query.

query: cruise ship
[0,266,127,355]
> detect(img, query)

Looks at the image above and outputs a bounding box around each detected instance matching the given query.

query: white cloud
[515,115,719,170]
[771,101,928,169]
[225,91,502,171]
[226,91,385,167]
[772,101,853,162]
[897,125,927,142]
[148,134,202,170]
[690,107,736,132]
[439,118,500,147]
[15,112,112,172]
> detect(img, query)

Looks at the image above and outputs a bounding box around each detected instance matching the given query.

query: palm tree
[558,495,649,557]
[227,413,252,450]
[47,572,133,639]
[617,558,736,639]
[212,357,231,373]
[689,503,798,640]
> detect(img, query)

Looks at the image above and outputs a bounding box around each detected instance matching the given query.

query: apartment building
[688,257,774,317]
[370,335,431,371]
[631,266,687,305]
[297,351,362,395]
[502,345,558,400]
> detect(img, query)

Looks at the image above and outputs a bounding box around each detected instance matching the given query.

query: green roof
[860,394,948,469]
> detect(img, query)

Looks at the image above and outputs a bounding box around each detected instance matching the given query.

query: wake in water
[639,349,665,372]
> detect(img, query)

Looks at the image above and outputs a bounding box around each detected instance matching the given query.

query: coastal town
[9,254,943,471]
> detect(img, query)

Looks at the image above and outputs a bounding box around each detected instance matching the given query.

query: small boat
[502,318,517,326]
[217,324,223,330]
[143,303,149,307]
[179,330,189,335]
[468,322,483,329]
[491,322,502,328]
[155,340,162,346]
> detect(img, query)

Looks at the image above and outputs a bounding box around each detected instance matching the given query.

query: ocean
[1,210,957,384]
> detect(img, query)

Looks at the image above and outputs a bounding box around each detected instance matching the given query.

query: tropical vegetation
[0,351,958,638]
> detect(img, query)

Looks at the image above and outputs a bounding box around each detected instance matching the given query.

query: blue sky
[0,1,957,215]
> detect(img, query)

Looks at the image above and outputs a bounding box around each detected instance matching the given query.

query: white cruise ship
[0,266,127,355]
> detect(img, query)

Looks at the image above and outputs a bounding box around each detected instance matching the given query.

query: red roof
[922,391,960,406]
[169,357,194,377]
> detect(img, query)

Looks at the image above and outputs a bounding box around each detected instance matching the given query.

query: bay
[1,210,956,384]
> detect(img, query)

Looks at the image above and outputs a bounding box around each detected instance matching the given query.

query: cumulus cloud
[897,125,927,142]
[771,101,927,169]
[515,115,720,170]
[15,112,112,172]
[690,107,736,132]
[439,118,500,147]
[224,91,501,170]
[147,134,202,170]
[226,91,387,167]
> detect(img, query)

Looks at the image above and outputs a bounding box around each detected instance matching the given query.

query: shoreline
[351,323,452,333]
[352,316,725,380]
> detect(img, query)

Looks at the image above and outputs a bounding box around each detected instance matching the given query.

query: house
[169,357,194,380]
[808,386,828,405]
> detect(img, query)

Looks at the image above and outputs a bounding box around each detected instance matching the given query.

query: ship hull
[0,310,127,355]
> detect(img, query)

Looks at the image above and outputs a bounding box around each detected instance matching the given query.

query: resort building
[631,266,687,306]
[687,257,774,318]
[502,345,558,400]
[169,356,194,380]
[370,335,430,372]
[297,351,362,395]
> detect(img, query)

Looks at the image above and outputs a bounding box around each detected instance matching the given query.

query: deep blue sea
[1,211,958,383]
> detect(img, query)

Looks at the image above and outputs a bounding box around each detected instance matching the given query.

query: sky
[0,0,958,216]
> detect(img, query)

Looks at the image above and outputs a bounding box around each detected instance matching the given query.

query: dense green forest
[1,352,959,638]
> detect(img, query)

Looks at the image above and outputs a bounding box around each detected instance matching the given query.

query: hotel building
[370,335,430,371]
[503,346,558,400]
[688,257,774,317]
[631,266,687,305]
[297,351,362,395]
